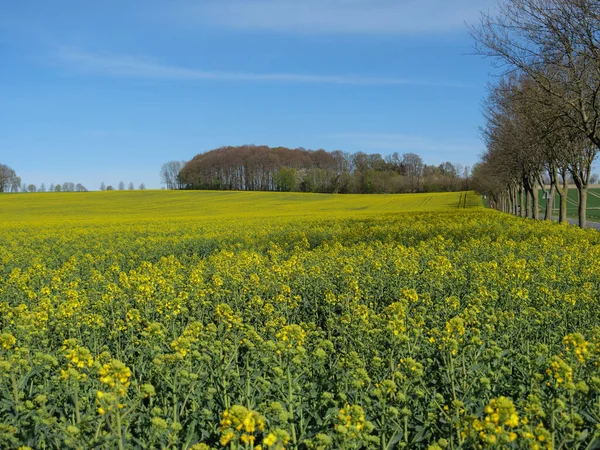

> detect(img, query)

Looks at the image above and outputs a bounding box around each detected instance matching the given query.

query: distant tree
[161,161,185,189]
[54,184,62,192]
[39,183,46,192]
[138,182,146,190]
[118,181,125,190]
[49,183,55,192]
[62,182,75,192]
[100,182,106,191]
[402,153,424,192]
[273,167,297,192]
[75,183,88,192]
[128,182,135,190]
[106,185,114,191]
[0,164,19,192]
[27,184,37,192]
[10,177,21,193]
[591,174,599,185]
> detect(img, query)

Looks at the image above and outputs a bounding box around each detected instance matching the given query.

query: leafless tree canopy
[161,161,186,190]
[471,0,600,227]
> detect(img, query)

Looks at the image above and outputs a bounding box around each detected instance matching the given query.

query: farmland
[1,190,599,449]
[537,187,600,222]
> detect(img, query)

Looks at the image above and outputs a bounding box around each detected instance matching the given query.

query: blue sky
[0,0,497,190]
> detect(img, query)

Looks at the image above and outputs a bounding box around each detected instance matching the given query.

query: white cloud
[172,0,495,34]
[54,47,468,87]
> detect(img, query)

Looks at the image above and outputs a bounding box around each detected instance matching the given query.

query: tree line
[0,164,91,193]
[470,0,600,228]
[0,163,150,193]
[100,182,146,191]
[163,146,471,194]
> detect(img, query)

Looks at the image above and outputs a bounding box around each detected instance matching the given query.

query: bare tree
[472,0,600,227]
[481,75,546,218]
[402,153,424,192]
[118,181,125,191]
[10,177,21,193]
[128,182,135,190]
[138,182,146,190]
[161,161,185,189]
[40,183,46,192]
[566,138,598,227]
[100,182,106,191]
[0,164,18,192]
[62,182,75,192]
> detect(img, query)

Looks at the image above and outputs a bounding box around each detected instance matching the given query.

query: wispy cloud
[83,130,161,138]
[54,47,468,87]
[324,132,481,154]
[171,0,496,34]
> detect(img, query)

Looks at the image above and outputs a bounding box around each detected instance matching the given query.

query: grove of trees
[471,0,600,228]
[172,146,470,194]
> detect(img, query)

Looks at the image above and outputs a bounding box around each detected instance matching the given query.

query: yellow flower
[220,431,234,446]
[263,433,277,446]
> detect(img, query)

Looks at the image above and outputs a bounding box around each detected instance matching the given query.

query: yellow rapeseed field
[1,190,599,449]
[0,190,477,224]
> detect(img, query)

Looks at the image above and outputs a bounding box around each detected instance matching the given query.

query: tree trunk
[532,183,540,220]
[554,168,568,224]
[519,187,525,217]
[577,185,587,228]
[544,184,555,221]
[559,188,568,224]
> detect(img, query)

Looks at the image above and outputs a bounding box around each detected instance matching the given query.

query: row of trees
[471,0,600,228]
[167,146,470,194]
[34,183,89,192]
[1,163,148,193]
[100,182,146,191]
[11,182,89,192]
[0,165,92,193]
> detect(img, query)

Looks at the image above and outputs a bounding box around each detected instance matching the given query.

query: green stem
[11,372,20,407]
[116,407,125,450]
[287,365,298,447]
[74,391,81,424]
